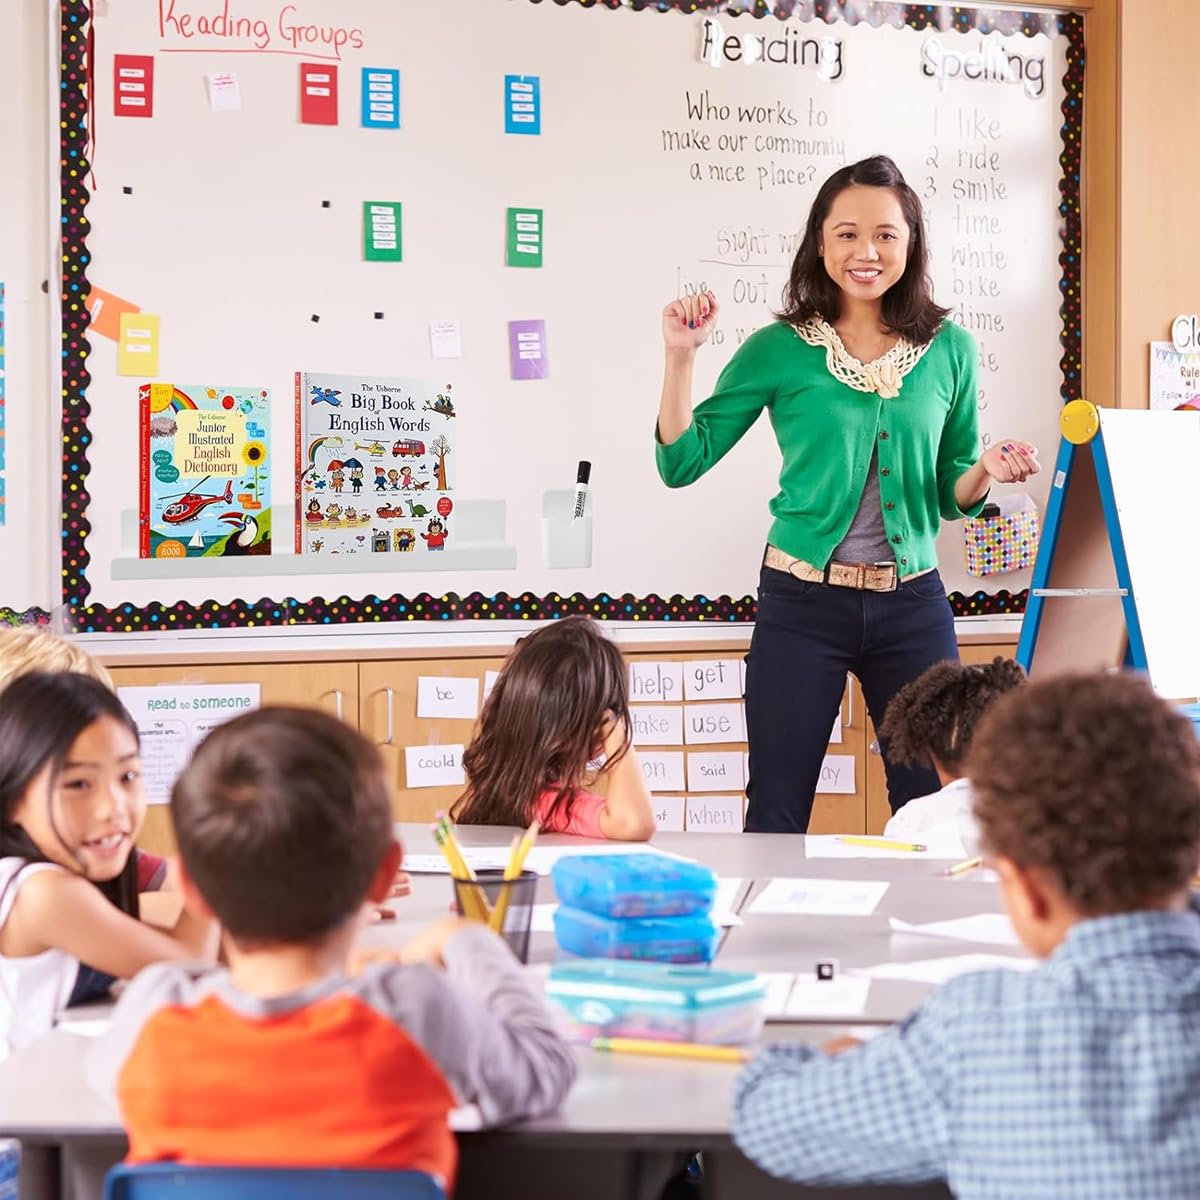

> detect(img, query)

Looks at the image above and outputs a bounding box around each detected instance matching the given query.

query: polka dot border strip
[58,0,1078,632]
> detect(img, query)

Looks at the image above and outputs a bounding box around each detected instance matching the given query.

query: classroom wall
[0,0,55,616]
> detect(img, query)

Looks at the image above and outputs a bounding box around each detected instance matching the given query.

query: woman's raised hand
[980,439,1040,484]
[662,291,719,353]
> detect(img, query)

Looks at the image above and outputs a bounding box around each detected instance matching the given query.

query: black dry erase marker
[571,460,592,523]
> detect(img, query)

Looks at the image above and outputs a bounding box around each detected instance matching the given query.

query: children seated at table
[0,673,214,1059]
[732,670,1200,1198]
[879,656,1025,844]
[453,616,656,839]
[88,707,575,1187]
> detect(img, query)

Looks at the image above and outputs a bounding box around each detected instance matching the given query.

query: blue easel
[1016,400,1148,676]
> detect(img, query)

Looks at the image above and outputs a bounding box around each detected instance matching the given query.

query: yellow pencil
[942,855,984,877]
[592,1037,750,1064]
[837,835,926,853]
[510,819,541,875]
[433,825,489,921]
[488,834,522,933]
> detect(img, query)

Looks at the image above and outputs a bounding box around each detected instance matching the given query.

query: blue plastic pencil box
[546,960,765,1044]
[550,852,717,918]
[553,905,720,963]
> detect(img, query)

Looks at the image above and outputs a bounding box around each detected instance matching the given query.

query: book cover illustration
[295,372,455,557]
[139,384,271,559]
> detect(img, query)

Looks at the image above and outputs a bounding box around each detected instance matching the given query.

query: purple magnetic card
[508,318,548,380]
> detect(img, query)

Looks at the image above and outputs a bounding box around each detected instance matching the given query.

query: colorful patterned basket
[963,496,1041,577]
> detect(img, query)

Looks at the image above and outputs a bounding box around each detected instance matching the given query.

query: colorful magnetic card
[506,207,543,268]
[361,68,400,129]
[114,54,154,118]
[363,202,402,262]
[505,75,541,135]
[299,63,338,125]
[508,319,548,380]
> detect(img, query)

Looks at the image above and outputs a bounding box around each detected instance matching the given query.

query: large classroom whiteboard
[75,0,1072,623]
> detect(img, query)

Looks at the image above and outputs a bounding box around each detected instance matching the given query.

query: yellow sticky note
[118,312,160,377]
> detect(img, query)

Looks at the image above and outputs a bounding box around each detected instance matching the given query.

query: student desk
[0,827,1008,1200]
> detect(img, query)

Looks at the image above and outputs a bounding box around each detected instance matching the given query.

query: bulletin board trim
[58,0,1083,634]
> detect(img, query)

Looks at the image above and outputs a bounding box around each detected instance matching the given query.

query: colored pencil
[942,856,984,877]
[837,835,926,853]
[592,1037,750,1064]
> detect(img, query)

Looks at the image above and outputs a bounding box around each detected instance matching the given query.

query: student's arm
[732,993,956,1187]
[376,920,576,1126]
[10,868,217,981]
[588,717,656,841]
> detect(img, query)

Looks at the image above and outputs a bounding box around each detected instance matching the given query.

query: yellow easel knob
[1060,399,1100,445]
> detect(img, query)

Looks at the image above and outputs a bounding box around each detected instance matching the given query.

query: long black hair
[0,672,142,919]
[776,155,949,345]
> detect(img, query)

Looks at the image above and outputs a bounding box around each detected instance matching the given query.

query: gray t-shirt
[832,449,894,565]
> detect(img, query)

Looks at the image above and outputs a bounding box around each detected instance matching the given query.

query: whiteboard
[1096,409,1200,701]
[74,0,1073,624]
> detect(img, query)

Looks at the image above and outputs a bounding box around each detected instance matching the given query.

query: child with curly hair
[877,656,1025,843]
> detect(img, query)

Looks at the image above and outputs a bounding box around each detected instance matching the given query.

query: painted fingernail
[688,321,695,329]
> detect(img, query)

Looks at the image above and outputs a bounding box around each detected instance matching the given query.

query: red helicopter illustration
[160,477,235,525]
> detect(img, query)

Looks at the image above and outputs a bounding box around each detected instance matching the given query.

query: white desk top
[0,825,1023,1144]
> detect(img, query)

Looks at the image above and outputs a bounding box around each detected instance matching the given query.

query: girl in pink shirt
[452,618,656,841]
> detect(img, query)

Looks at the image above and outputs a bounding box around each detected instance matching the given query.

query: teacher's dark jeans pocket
[900,569,948,602]
[756,564,818,603]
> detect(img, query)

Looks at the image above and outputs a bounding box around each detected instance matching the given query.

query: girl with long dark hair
[656,155,1039,832]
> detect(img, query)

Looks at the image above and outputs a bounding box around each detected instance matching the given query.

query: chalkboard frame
[56,0,1083,634]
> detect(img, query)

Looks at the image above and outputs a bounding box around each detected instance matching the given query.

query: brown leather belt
[764,545,899,592]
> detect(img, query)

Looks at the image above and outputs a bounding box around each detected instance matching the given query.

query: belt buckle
[874,561,898,592]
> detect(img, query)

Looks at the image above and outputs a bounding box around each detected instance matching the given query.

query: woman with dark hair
[656,155,1038,833]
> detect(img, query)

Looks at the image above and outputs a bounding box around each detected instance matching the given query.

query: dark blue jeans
[744,561,959,833]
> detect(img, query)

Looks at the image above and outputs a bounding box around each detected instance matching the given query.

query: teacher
[654,155,1039,833]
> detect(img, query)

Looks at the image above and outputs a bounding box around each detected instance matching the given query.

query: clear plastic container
[550,853,717,918]
[546,960,765,1044]
[553,905,720,964]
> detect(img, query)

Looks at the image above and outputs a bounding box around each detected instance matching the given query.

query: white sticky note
[683,658,743,701]
[759,972,795,1019]
[816,754,855,793]
[630,705,683,746]
[640,750,685,791]
[749,878,889,917]
[205,71,242,112]
[482,670,501,702]
[416,677,479,720]
[404,743,465,788]
[652,794,686,832]
[629,661,684,702]
[430,319,462,359]
[686,751,745,792]
[683,702,746,745]
[785,975,871,1019]
[685,794,743,833]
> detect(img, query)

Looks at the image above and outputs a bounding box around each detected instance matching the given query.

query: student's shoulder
[920,960,1048,1030]
[118,959,225,1014]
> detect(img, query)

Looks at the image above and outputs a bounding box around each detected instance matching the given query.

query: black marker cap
[576,460,592,485]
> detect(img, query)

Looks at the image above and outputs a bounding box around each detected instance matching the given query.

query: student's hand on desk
[397,916,473,968]
[980,439,1040,484]
[821,1035,864,1056]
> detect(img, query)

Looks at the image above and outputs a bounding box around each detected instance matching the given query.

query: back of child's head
[171,706,394,945]
[968,670,1200,915]
[454,616,628,827]
[0,671,141,910]
[0,626,113,694]
[878,656,1026,774]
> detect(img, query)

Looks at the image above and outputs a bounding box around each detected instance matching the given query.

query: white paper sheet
[403,743,465,788]
[889,914,1020,947]
[749,878,890,916]
[416,675,480,719]
[785,975,872,1018]
[804,829,967,860]
[853,953,1036,985]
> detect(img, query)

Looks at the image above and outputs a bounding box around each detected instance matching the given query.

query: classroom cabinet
[103,640,1013,851]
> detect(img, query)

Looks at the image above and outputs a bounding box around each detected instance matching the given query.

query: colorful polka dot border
[58,0,1080,633]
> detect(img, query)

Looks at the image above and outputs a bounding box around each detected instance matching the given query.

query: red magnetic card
[299,62,338,125]
[114,54,154,118]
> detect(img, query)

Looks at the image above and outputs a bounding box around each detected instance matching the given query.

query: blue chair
[104,1163,445,1200]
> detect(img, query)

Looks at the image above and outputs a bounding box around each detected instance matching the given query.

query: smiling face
[11,715,145,881]
[819,184,911,306]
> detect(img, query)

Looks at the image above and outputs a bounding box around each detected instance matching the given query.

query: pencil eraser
[815,960,838,982]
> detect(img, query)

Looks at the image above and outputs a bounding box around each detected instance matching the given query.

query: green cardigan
[655,320,986,578]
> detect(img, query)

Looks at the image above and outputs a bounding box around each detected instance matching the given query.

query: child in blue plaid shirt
[733,670,1200,1200]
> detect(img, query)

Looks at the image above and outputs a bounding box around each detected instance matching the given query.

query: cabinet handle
[330,689,344,721]
[843,680,854,728]
[379,687,395,746]
[869,739,881,755]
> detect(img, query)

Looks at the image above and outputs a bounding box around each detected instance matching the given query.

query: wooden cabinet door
[359,658,507,823]
[108,660,359,856]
